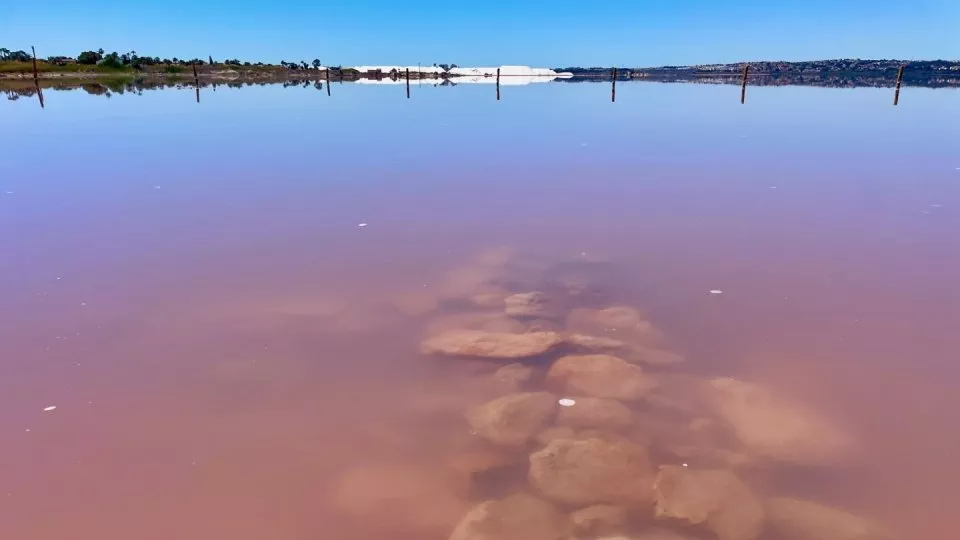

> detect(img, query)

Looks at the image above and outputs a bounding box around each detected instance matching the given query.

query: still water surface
[1,82,959,539]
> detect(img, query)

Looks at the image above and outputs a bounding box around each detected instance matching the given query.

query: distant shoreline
[2,58,958,89]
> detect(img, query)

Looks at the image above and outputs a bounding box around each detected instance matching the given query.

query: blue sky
[2,0,957,66]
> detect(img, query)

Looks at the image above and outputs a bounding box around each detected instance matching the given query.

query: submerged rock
[467,392,558,446]
[449,492,568,540]
[566,306,663,345]
[623,347,686,367]
[526,318,563,332]
[556,397,635,430]
[653,466,764,540]
[547,354,657,401]
[663,445,756,469]
[765,497,892,540]
[566,335,685,368]
[565,334,628,351]
[492,363,536,390]
[570,504,629,537]
[469,291,509,309]
[535,426,576,446]
[529,437,655,507]
[703,378,855,466]
[422,330,564,359]
[505,291,564,319]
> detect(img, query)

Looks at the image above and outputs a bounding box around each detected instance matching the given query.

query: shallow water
[1,81,959,539]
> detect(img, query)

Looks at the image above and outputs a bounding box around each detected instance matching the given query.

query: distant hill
[556,59,960,88]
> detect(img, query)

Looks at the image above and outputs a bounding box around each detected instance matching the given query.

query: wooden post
[740,64,749,104]
[35,84,44,109]
[192,62,200,103]
[496,68,500,101]
[406,68,410,99]
[326,68,331,96]
[31,46,39,83]
[611,67,617,102]
[893,65,905,106]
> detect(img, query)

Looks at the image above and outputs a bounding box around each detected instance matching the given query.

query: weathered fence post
[406,68,410,99]
[33,83,44,108]
[893,65,905,106]
[31,46,39,83]
[192,62,200,103]
[326,68,331,96]
[496,68,500,101]
[611,67,617,102]
[740,64,749,104]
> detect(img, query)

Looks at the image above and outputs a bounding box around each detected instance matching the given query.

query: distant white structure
[411,66,446,75]
[448,66,560,77]
[352,65,447,75]
[452,74,559,86]
[346,65,570,84]
[352,66,402,74]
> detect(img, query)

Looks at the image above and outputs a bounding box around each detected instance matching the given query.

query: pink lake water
[1,81,959,539]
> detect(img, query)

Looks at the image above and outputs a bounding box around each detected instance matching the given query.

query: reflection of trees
[81,84,108,95]
[102,79,128,93]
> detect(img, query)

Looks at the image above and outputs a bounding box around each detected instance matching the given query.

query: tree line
[0,47,326,70]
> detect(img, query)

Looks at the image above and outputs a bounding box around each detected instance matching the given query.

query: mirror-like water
[1,81,958,540]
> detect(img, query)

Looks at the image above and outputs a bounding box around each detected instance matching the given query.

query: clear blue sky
[2,0,957,66]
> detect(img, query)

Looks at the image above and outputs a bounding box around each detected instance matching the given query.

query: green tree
[99,51,123,68]
[0,48,10,60]
[208,55,214,65]
[77,50,102,64]
[312,59,321,69]
[8,50,31,61]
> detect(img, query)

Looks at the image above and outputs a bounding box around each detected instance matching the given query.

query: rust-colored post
[326,68,331,96]
[611,67,617,102]
[31,46,39,83]
[496,68,500,101]
[893,65,905,106]
[740,64,749,104]
[406,68,410,99]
